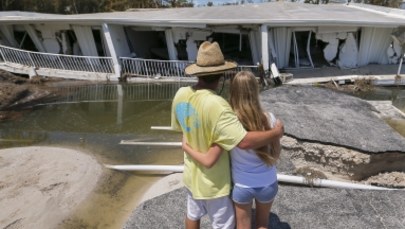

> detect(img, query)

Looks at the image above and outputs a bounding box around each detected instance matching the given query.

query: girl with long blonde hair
[183,71,281,229]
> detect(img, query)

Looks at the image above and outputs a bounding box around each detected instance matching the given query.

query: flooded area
[0,82,191,228]
[0,82,404,228]
[354,86,405,137]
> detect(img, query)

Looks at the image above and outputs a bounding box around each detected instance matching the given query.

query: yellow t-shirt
[171,86,247,199]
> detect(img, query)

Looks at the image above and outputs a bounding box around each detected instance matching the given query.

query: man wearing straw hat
[171,41,284,229]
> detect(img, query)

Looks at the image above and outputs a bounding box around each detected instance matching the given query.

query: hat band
[196,62,226,67]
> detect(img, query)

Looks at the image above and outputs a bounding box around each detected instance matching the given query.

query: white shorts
[186,189,235,229]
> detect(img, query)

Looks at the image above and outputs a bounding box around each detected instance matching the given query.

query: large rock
[261,85,405,153]
[124,186,405,229]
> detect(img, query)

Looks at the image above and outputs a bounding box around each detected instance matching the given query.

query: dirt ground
[0,72,105,228]
[365,172,405,188]
[283,135,405,189]
[0,70,73,120]
[0,147,102,229]
[320,78,374,93]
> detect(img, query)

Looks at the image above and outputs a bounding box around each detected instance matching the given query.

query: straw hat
[185,41,237,77]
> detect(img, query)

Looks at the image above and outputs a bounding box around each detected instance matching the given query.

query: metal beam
[260,25,269,71]
[102,23,121,80]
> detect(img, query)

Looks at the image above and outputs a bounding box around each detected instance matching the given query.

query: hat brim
[185,61,237,77]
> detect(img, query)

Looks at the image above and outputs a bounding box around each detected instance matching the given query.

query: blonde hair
[230,71,279,165]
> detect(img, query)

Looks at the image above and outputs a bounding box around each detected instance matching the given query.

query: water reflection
[54,82,188,103]
[0,82,194,163]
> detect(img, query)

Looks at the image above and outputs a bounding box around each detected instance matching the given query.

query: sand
[0,146,102,229]
[138,173,184,204]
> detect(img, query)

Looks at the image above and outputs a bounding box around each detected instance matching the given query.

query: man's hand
[238,119,284,150]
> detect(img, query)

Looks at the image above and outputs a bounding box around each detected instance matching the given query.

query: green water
[0,85,185,160]
[0,82,192,228]
[353,86,405,137]
[0,82,404,228]
[355,86,405,110]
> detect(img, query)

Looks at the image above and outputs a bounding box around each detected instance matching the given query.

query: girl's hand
[182,136,196,155]
[181,136,223,168]
[182,135,188,151]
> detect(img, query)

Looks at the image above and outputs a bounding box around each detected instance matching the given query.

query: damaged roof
[0,2,404,28]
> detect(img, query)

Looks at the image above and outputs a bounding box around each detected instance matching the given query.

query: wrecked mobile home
[0,1,404,81]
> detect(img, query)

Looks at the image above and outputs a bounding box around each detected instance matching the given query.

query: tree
[0,0,194,13]
[162,0,193,7]
[304,0,329,4]
[0,0,16,11]
[351,0,402,8]
[304,0,402,7]
[371,0,402,8]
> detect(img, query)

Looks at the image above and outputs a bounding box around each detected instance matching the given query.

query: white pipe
[119,140,181,146]
[151,126,173,130]
[104,164,398,191]
[277,174,395,191]
[104,164,184,172]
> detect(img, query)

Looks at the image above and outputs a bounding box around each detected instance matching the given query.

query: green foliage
[366,0,402,8]
[162,0,193,7]
[0,0,193,14]
[350,0,402,8]
[304,0,329,3]
[304,0,402,7]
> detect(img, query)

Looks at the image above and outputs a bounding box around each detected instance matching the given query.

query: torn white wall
[387,37,402,64]
[388,30,404,64]
[35,24,70,54]
[185,30,211,61]
[165,29,177,60]
[271,27,292,69]
[337,33,358,69]
[249,30,260,65]
[358,27,393,66]
[316,32,347,64]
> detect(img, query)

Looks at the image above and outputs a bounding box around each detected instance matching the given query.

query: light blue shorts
[231,182,278,205]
